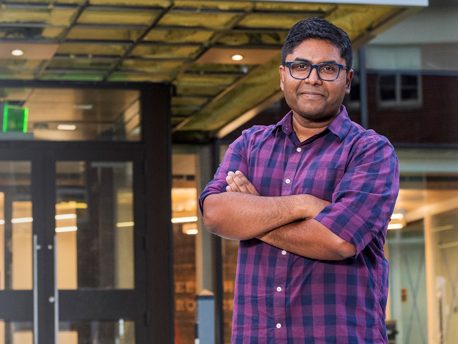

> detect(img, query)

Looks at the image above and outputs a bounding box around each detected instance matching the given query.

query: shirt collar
[273,105,352,141]
[327,105,352,141]
[274,111,294,135]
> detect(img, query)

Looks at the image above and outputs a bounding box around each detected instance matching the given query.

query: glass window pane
[401,75,420,100]
[387,219,427,344]
[172,186,198,343]
[0,162,32,291]
[0,88,141,142]
[172,152,198,344]
[59,320,134,344]
[12,201,32,290]
[222,239,238,344]
[387,169,458,344]
[432,209,458,343]
[56,161,134,290]
[379,75,396,101]
[0,321,33,344]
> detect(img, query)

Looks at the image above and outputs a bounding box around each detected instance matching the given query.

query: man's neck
[292,114,333,142]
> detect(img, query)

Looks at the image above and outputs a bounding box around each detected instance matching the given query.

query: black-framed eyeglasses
[284,61,349,81]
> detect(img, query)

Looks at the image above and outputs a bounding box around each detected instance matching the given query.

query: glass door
[0,148,147,344]
[55,160,138,343]
[0,160,34,344]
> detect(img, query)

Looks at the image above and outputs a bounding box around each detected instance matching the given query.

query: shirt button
[281,250,287,255]
[296,147,302,152]
[276,286,282,292]
[285,178,291,184]
[276,323,282,329]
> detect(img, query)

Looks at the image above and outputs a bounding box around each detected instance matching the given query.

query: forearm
[259,219,356,260]
[202,192,310,240]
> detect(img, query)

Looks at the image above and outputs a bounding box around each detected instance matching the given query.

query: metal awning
[0,0,428,141]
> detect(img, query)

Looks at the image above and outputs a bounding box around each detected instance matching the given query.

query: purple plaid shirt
[200,106,399,344]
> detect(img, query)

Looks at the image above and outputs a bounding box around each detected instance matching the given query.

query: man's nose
[305,66,322,84]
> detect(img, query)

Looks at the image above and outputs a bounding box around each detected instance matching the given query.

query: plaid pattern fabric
[200,106,399,344]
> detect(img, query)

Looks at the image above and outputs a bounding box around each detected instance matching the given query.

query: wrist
[304,194,330,218]
[291,194,309,219]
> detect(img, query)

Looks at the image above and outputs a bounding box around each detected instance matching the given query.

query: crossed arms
[202,170,356,260]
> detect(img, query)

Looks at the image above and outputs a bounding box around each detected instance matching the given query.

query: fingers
[234,170,259,195]
[225,170,259,195]
[225,171,239,192]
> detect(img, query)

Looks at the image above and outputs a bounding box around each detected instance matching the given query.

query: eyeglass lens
[289,62,341,81]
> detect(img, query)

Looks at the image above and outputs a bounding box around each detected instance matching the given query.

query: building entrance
[0,142,147,344]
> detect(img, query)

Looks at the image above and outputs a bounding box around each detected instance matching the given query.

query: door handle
[53,235,59,343]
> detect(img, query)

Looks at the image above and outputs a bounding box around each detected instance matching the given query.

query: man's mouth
[298,91,324,98]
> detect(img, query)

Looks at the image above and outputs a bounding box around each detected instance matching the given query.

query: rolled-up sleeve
[314,135,400,255]
[199,132,249,214]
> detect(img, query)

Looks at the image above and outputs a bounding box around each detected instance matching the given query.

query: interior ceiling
[0,0,419,141]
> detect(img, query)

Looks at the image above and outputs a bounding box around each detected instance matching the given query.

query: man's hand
[226,170,259,195]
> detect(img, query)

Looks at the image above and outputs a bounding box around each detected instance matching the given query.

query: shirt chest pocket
[294,167,345,201]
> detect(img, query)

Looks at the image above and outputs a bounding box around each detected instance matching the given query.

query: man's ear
[345,69,354,94]
[279,65,285,92]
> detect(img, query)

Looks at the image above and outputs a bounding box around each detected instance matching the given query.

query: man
[200,17,399,343]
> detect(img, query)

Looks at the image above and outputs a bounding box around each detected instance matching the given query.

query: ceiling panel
[237,13,315,29]
[0,69,36,79]
[67,27,144,41]
[120,59,182,73]
[157,11,241,29]
[216,31,287,46]
[57,42,128,55]
[48,57,116,70]
[0,7,76,26]
[130,44,201,59]
[172,96,209,107]
[0,0,421,141]
[77,9,161,25]
[41,70,105,81]
[176,73,239,87]
[144,29,214,43]
[108,71,171,82]
[172,1,253,11]
[90,0,168,5]
[0,59,44,71]
[253,3,333,11]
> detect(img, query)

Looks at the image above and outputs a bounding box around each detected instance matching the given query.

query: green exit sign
[2,103,29,133]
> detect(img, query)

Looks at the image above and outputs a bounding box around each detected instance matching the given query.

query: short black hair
[281,17,352,68]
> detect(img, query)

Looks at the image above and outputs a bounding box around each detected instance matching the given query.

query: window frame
[376,73,423,109]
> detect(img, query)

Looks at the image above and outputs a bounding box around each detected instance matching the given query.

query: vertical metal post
[196,145,215,294]
[33,234,40,344]
[53,236,59,344]
[141,84,174,344]
[196,292,215,344]
[210,139,224,344]
[358,46,369,128]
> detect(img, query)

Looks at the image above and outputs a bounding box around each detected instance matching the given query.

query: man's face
[279,39,353,125]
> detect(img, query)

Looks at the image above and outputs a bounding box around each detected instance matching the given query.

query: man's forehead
[288,39,342,60]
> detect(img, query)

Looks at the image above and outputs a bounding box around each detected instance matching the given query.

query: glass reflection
[59,320,134,344]
[0,162,32,291]
[56,161,134,290]
[0,88,141,142]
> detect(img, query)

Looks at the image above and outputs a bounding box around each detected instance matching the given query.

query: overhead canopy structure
[0,0,427,141]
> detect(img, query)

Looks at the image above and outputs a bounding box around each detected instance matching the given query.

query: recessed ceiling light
[73,104,93,110]
[57,124,77,131]
[11,49,24,57]
[231,54,244,61]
